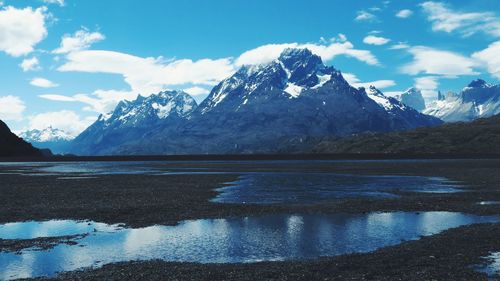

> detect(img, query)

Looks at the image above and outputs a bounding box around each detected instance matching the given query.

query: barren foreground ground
[0,159,498,280]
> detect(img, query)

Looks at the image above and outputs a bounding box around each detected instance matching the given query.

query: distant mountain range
[0,120,43,157]
[314,113,500,154]
[69,48,441,155]
[394,79,500,123]
[12,48,498,156]
[424,79,500,122]
[19,127,73,154]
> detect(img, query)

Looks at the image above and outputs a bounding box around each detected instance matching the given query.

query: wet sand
[0,159,499,280]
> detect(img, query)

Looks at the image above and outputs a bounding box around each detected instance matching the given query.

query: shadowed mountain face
[314,114,500,154]
[0,120,42,157]
[70,48,442,156]
[424,79,500,122]
[70,90,197,156]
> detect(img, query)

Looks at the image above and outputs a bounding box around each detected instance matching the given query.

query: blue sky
[0,0,499,135]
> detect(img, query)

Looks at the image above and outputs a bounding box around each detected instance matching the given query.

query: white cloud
[355,10,377,22]
[183,86,210,96]
[401,46,478,76]
[0,6,48,56]
[363,35,390,45]
[20,57,41,71]
[236,36,379,66]
[30,77,59,88]
[236,43,297,66]
[38,94,75,102]
[0,95,25,121]
[415,76,440,99]
[53,28,105,54]
[472,41,500,79]
[52,37,379,114]
[421,1,500,37]
[343,73,396,89]
[40,89,138,114]
[396,9,413,18]
[58,50,235,96]
[42,0,64,6]
[28,110,95,137]
[389,42,410,50]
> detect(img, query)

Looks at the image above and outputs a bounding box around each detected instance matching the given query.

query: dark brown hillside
[0,120,43,157]
[314,114,500,154]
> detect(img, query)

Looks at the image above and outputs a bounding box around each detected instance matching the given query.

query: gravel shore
[0,159,498,280]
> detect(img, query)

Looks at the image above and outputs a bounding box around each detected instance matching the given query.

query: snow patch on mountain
[284,83,304,98]
[366,86,406,112]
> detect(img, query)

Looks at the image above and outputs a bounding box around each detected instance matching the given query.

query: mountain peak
[467,79,490,88]
[109,90,197,125]
[397,87,425,112]
[278,48,323,75]
[404,87,421,94]
[367,85,383,95]
[279,48,315,60]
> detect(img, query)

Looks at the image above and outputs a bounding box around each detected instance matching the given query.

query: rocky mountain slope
[70,90,197,155]
[106,48,442,155]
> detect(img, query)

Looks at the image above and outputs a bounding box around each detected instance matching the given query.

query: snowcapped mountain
[424,79,500,122]
[18,127,73,155]
[395,88,426,112]
[111,48,441,155]
[97,90,197,127]
[19,127,73,143]
[70,90,197,155]
[0,120,42,157]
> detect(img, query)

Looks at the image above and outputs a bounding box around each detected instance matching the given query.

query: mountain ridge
[102,48,442,155]
[70,90,197,155]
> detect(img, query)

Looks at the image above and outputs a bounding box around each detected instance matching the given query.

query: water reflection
[0,220,119,240]
[0,212,499,280]
[0,161,464,204]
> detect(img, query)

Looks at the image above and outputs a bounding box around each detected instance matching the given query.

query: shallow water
[1,212,499,280]
[213,173,462,204]
[0,161,464,203]
[477,252,500,279]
